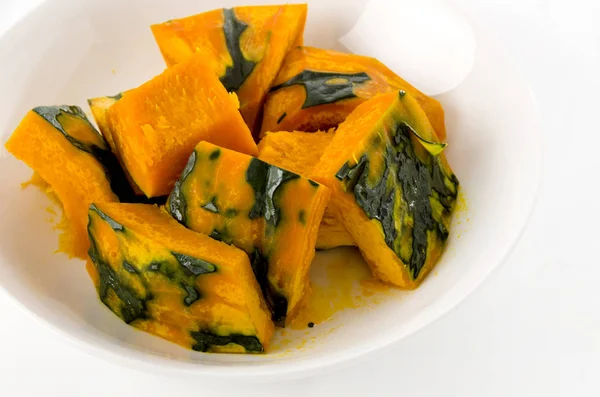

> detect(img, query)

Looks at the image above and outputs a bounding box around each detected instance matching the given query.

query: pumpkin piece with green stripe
[167,141,331,326]
[312,91,459,289]
[151,4,307,133]
[257,130,355,250]
[261,46,446,141]
[4,105,135,258]
[86,202,273,353]
[106,53,257,198]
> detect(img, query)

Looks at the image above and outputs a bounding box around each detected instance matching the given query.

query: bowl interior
[0,0,540,379]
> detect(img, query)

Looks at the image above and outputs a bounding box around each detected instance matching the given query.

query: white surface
[0,0,598,395]
[0,0,541,380]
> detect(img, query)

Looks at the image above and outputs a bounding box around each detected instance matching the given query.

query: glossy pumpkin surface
[88,93,146,197]
[106,53,257,198]
[167,141,330,326]
[257,130,355,250]
[86,202,273,353]
[312,91,458,288]
[151,4,307,134]
[4,106,126,258]
[261,46,446,140]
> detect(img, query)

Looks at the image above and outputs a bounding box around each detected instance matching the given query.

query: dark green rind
[269,70,371,109]
[298,210,306,225]
[172,252,217,276]
[33,105,96,144]
[246,159,309,324]
[209,228,233,245]
[87,218,150,324]
[246,158,299,227]
[181,283,201,306]
[336,121,458,279]
[33,105,138,202]
[123,261,138,274]
[224,208,239,217]
[201,198,219,213]
[191,330,263,353]
[89,203,124,231]
[220,8,256,92]
[209,149,221,161]
[169,150,198,225]
[277,112,287,124]
[250,249,288,327]
[147,261,177,279]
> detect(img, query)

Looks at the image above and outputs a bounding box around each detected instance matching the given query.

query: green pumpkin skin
[86,202,273,353]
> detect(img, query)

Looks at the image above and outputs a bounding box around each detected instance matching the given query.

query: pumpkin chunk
[257,130,355,250]
[106,54,257,198]
[88,93,146,198]
[167,141,330,326]
[312,91,458,289]
[151,4,307,133]
[86,202,273,353]
[261,46,446,140]
[4,106,132,258]
[88,94,122,150]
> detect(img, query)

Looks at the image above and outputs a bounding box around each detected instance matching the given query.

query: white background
[0,0,598,395]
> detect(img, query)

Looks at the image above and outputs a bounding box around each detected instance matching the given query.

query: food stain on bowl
[290,247,392,329]
[270,246,395,353]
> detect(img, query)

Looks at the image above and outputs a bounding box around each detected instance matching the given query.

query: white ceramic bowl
[0,0,540,381]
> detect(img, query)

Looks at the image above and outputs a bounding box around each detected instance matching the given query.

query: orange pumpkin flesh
[261,46,446,140]
[5,107,119,258]
[86,202,273,352]
[257,130,355,250]
[167,141,331,325]
[312,91,458,289]
[106,53,257,198]
[88,94,145,197]
[151,4,308,134]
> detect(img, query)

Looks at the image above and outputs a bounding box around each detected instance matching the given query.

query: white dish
[0,0,541,381]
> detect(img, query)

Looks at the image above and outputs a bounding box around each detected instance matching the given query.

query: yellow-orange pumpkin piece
[257,130,355,250]
[88,94,121,149]
[88,93,145,197]
[106,53,257,198]
[166,141,331,326]
[5,106,119,259]
[261,46,446,141]
[312,91,458,289]
[151,4,308,133]
[86,202,273,353]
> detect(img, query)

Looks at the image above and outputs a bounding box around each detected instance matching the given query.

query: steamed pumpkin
[167,141,330,326]
[312,91,458,289]
[88,93,146,197]
[261,46,446,140]
[106,53,257,198]
[4,105,133,258]
[151,4,307,134]
[257,130,355,250]
[86,202,273,353]
[87,94,122,150]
